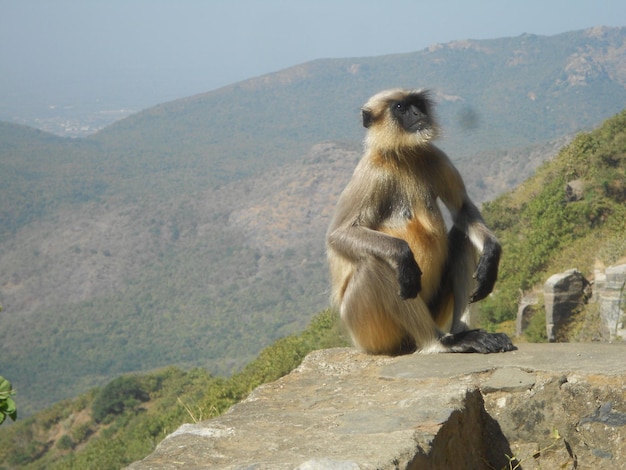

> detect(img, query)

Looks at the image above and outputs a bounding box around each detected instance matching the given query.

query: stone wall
[127,344,626,469]
[521,264,626,342]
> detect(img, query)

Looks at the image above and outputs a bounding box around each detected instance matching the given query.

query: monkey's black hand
[397,244,422,299]
[470,238,501,303]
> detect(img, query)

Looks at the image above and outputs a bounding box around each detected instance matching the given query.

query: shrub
[0,375,17,425]
[57,434,74,450]
[92,376,150,423]
[71,422,94,443]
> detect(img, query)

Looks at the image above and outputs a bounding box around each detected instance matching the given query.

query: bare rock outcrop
[539,264,626,342]
[544,269,590,342]
[128,344,626,469]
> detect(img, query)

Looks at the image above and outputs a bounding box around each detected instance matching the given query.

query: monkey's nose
[408,104,421,115]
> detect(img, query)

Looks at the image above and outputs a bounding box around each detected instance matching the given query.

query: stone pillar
[544,269,589,342]
[598,264,626,341]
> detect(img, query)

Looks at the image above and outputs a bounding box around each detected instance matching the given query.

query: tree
[92,375,150,423]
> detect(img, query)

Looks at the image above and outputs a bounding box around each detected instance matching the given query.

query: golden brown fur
[326,88,514,355]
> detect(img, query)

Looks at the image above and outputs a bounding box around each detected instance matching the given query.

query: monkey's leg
[341,258,515,355]
[341,258,440,355]
[444,225,479,333]
[427,226,474,333]
[429,230,515,353]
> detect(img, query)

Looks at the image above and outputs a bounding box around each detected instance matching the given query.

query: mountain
[87,26,626,194]
[1,26,626,415]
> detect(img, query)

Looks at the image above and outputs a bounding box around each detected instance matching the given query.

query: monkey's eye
[394,102,406,113]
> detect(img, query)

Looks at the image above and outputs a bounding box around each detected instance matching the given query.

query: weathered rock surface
[597,264,626,340]
[544,269,590,342]
[128,344,626,470]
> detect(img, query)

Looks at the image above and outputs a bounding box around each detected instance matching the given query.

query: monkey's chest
[381,207,446,256]
[378,187,444,238]
[380,204,448,301]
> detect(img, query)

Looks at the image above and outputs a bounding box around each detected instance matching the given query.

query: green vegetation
[91,376,151,423]
[478,110,626,329]
[0,309,348,469]
[0,306,18,427]
[0,376,17,425]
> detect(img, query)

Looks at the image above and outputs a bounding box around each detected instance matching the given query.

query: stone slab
[127,343,626,469]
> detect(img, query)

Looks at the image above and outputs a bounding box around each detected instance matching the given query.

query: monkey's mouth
[403,112,429,132]
[408,121,427,132]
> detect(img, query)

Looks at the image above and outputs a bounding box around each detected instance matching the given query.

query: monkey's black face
[362,109,374,128]
[391,96,431,133]
[361,89,437,143]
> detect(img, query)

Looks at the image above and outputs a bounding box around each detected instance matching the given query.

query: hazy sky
[2,0,626,114]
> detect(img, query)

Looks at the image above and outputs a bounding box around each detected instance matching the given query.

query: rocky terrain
[128,344,626,469]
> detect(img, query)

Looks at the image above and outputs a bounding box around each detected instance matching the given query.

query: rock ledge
[128,344,626,469]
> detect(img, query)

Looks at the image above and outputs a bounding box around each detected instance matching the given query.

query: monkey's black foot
[440,329,516,354]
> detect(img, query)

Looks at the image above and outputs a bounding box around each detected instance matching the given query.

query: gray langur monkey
[326,88,515,355]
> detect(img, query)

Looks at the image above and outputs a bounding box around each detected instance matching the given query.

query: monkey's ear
[362,109,373,128]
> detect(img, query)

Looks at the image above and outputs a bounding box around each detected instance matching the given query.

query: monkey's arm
[435,151,501,302]
[452,200,501,302]
[327,224,422,299]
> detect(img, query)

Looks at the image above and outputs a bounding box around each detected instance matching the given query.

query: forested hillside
[0,311,348,469]
[480,109,626,328]
[1,26,626,416]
